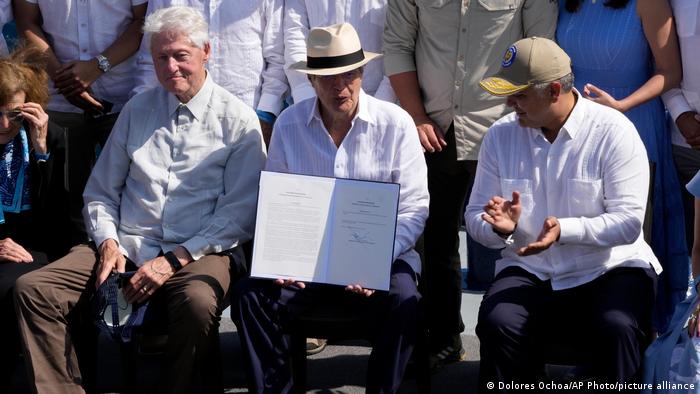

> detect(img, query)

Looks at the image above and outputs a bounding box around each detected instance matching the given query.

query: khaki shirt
[383,0,558,160]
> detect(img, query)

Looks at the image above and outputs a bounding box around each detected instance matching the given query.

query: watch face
[98,56,110,72]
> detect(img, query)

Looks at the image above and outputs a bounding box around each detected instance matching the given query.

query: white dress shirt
[83,75,267,265]
[0,0,11,56]
[662,0,700,147]
[284,0,396,104]
[25,0,147,113]
[267,91,429,275]
[132,0,288,116]
[466,93,661,290]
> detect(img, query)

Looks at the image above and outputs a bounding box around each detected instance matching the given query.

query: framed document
[250,171,400,291]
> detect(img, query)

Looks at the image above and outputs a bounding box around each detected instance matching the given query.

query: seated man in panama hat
[231,23,429,393]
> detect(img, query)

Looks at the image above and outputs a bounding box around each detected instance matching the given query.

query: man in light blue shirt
[14,7,266,393]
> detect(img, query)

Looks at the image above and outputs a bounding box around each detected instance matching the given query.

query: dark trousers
[672,144,700,254]
[231,260,420,394]
[0,252,48,384]
[476,266,657,393]
[47,111,118,246]
[423,126,500,351]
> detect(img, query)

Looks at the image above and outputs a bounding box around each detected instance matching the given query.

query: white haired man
[132,0,287,147]
[468,37,660,390]
[232,23,429,393]
[14,7,266,394]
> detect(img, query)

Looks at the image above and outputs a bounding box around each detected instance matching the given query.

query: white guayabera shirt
[24,0,147,113]
[266,90,429,275]
[466,93,662,290]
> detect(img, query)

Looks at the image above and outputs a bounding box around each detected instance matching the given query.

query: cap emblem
[502,46,517,68]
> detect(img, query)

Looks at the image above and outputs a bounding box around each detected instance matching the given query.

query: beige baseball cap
[480,37,572,96]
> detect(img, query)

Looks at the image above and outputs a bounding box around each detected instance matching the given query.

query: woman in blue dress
[557,0,684,331]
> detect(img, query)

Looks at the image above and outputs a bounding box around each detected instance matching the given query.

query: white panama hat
[289,22,381,76]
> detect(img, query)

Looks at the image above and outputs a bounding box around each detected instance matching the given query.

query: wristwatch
[163,251,183,272]
[493,224,517,246]
[95,54,111,73]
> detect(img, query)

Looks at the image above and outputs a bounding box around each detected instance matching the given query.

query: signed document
[251,171,400,291]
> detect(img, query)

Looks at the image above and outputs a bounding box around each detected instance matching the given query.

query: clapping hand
[482,191,521,234]
[517,217,561,256]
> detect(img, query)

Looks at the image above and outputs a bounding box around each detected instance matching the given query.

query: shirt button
[461,28,466,33]
[82,49,87,53]
[458,55,464,61]
[455,80,461,87]
[454,105,459,109]
[81,23,86,27]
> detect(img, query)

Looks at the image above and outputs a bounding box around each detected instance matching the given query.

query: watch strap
[164,251,183,272]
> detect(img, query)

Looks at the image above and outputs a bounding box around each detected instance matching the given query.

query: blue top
[557,0,688,331]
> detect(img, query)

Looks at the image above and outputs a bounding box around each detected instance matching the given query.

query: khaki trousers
[14,244,232,394]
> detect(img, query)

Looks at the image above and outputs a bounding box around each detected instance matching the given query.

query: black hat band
[307,49,365,69]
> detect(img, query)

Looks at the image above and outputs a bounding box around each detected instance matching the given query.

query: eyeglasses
[0,109,23,123]
[316,69,361,83]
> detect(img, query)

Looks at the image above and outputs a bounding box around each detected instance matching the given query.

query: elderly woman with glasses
[0,43,70,388]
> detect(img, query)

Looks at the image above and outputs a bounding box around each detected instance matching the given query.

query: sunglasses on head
[0,109,23,123]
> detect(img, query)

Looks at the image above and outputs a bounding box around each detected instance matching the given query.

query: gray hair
[532,73,575,96]
[143,6,209,50]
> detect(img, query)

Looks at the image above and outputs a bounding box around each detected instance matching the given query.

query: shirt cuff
[91,231,128,257]
[558,217,584,244]
[662,89,694,121]
[181,235,210,261]
[33,151,50,162]
[291,85,317,104]
[383,54,417,77]
[256,109,276,124]
[257,93,284,116]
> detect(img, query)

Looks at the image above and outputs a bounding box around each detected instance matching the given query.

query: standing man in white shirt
[14,7,267,394]
[468,38,661,389]
[132,0,287,146]
[663,0,700,257]
[284,0,395,104]
[232,23,429,393]
[14,0,147,246]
